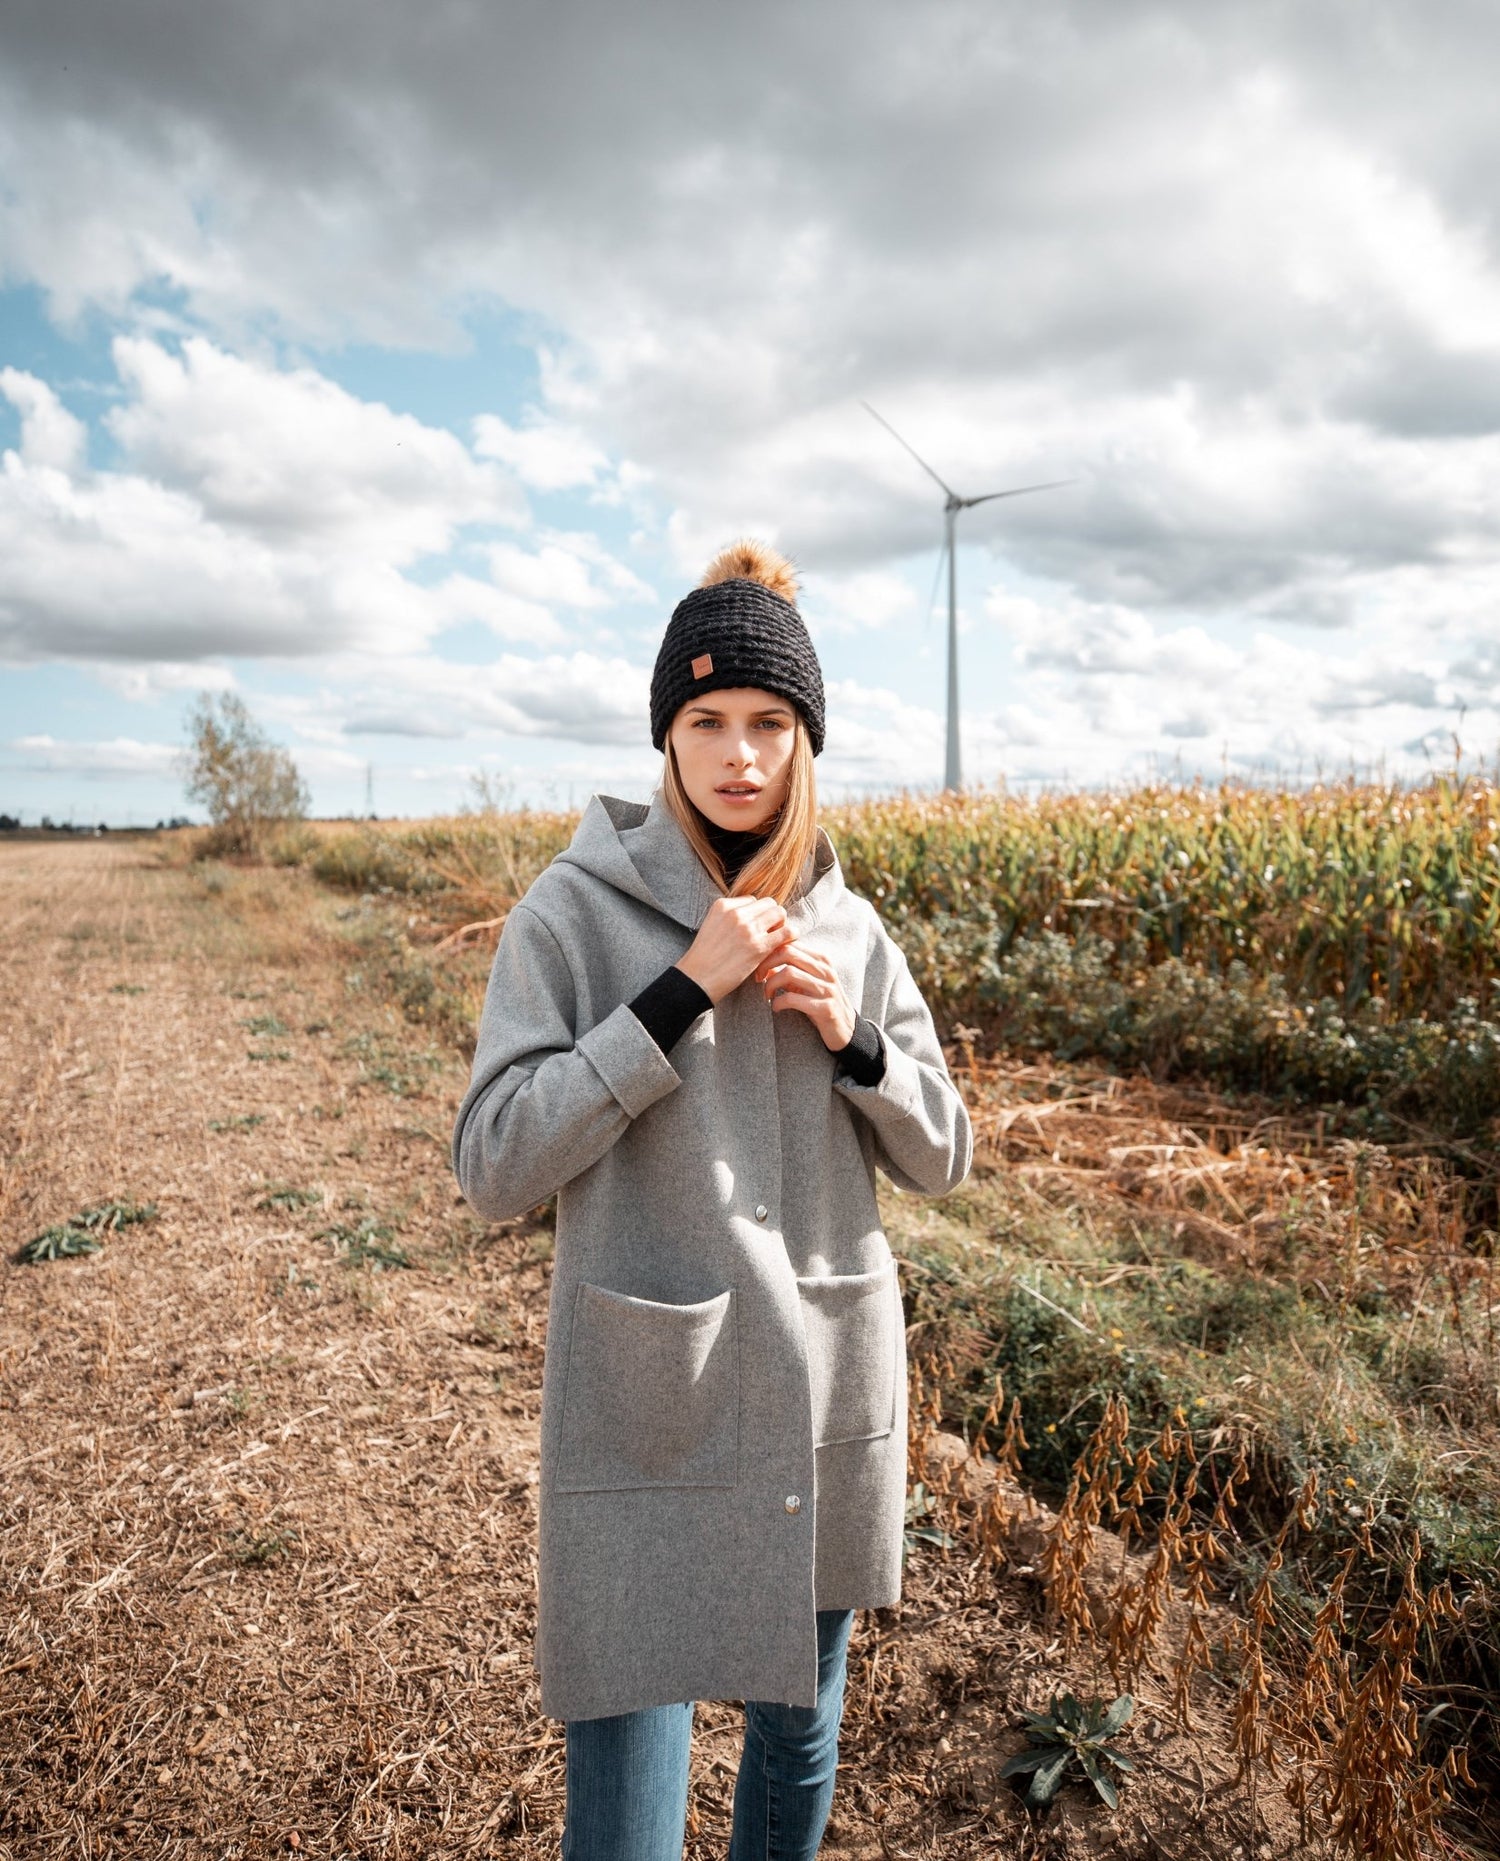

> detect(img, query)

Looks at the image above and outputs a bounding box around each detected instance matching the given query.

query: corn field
[288,773,1500,1151]
[825,773,1500,1022]
[297,773,1500,1017]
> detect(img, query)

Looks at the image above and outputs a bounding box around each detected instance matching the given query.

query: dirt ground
[0,837,1327,1859]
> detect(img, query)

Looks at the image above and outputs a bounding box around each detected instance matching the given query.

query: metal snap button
[784,1494,801,1514]
[754,1204,769,1222]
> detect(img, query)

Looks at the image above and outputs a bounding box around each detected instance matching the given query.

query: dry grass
[0,838,1490,1858]
[888,1049,1497,1856]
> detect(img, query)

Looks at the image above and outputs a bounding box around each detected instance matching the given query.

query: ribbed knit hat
[650,539,825,756]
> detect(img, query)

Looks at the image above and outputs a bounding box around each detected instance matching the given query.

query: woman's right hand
[674,895,794,1005]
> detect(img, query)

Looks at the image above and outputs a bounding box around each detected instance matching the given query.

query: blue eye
[691,716,786,730]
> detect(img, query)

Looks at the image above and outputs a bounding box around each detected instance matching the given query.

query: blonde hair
[661,712,820,905]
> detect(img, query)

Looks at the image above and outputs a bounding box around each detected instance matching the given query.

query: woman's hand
[753,937,857,1052]
[675,895,795,1005]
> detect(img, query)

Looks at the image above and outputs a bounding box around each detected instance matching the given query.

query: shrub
[976,931,1500,1144]
[180,692,310,858]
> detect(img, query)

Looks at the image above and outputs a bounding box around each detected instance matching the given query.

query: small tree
[180,692,310,857]
[464,767,515,817]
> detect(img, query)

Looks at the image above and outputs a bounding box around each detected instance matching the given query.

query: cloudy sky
[3,1,1499,823]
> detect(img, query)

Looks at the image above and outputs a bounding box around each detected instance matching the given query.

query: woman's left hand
[753,937,857,1052]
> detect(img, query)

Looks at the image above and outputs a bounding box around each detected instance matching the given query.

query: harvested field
[0,836,1477,1857]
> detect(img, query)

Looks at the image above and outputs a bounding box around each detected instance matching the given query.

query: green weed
[316,1215,412,1271]
[340,1028,444,1097]
[253,1183,324,1211]
[16,1199,159,1265]
[225,1526,298,1565]
[1002,1692,1135,1809]
[902,1482,958,1565]
[240,1012,289,1036]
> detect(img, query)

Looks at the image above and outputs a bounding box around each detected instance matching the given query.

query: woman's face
[668,685,798,833]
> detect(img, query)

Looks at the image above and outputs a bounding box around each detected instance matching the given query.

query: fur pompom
[697,537,800,606]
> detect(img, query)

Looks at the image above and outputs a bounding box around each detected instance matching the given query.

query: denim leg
[728,1608,856,1861]
[562,1698,695,1861]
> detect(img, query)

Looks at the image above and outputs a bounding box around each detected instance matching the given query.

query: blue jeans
[561,1607,855,1861]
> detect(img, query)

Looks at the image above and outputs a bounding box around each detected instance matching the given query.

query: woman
[452,539,973,1860]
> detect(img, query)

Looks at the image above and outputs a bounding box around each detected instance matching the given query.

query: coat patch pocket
[556,1281,738,1492]
[795,1256,899,1448]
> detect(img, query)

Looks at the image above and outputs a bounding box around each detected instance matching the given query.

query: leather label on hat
[691,652,714,678]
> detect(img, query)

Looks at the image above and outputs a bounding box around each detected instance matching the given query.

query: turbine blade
[860,399,957,499]
[962,478,1079,508]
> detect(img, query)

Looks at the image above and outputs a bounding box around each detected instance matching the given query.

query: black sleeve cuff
[628,963,714,1057]
[833,1012,886,1086]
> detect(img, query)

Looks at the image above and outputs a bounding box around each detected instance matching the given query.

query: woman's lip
[717,786,760,795]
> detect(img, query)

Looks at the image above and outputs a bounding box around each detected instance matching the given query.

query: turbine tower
[862,400,1075,792]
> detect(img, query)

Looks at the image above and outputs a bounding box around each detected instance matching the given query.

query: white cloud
[483,535,654,613]
[1001,593,1239,682]
[819,677,946,787]
[0,369,88,471]
[89,660,239,702]
[5,1,1500,807]
[473,411,612,492]
[243,647,655,749]
[108,336,523,554]
[0,338,574,664]
[5,734,180,775]
[975,573,1500,789]
[803,565,919,637]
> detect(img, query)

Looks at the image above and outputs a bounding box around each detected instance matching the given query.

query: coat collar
[554,788,843,934]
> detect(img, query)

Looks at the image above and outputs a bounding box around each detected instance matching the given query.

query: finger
[785,943,832,976]
[737,901,784,936]
[761,955,827,987]
[756,923,796,957]
[766,975,832,1003]
[738,901,784,937]
[768,989,831,1019]
[757,945,831,984]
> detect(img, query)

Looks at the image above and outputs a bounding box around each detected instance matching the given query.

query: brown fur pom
[697,537,800,606]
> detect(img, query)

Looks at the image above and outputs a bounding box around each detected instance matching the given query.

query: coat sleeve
[834,914,973,1196]
[452,901,684,1222]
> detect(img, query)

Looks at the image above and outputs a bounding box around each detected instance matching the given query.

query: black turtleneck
[625,809,886,1084]
[700,813,775,889]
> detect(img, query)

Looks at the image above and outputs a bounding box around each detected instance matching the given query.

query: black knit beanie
[650,539,825,756]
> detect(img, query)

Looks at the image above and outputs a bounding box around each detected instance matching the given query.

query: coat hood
[552,788,844,933]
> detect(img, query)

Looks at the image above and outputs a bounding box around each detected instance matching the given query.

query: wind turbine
[862,400,1075,792]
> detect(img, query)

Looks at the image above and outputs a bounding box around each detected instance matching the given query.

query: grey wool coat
[451,788,973,1722]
